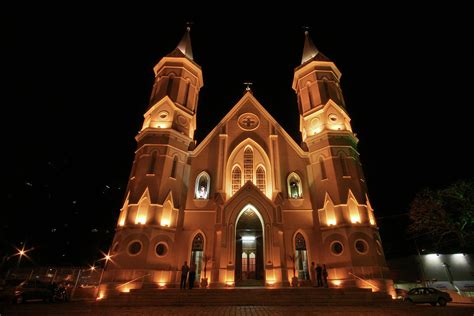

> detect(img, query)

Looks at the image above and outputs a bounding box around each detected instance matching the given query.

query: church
[103,27,393,293]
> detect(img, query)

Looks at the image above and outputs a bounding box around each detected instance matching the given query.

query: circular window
[155,242,168,257]
[330,241,344,256]
[355,239,369,255]
[128,241,143,256]
[375,240,384,255]
[158,111,169,119]
[238,113,260,131]
[328,114,338,122]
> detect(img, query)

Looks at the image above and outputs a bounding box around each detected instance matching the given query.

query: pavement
[1,301,474,316]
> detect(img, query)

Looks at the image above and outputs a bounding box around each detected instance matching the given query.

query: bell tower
[106,27,203,278]
[293,31,393,293]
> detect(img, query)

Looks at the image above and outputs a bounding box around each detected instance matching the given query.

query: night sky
[3,5,472,268]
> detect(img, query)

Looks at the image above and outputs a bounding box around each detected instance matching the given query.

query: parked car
[404,287,452,306]
[0,279,69,304]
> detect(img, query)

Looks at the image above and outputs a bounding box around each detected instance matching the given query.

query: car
[14,280,56,304]
[403,287,452,306]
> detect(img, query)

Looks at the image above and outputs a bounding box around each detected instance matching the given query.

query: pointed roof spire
[176,24,193,60]
[300,28,330,65]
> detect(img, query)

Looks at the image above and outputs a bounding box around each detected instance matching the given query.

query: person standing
[310,262,316,287]
[322,264,328,288]
[180,261,189,289]
[188,262,196,289]
[316,263,323,287]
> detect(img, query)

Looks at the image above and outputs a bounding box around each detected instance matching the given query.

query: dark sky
[3,5,472,267]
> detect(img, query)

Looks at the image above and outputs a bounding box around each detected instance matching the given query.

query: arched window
[340,154,349,177]
[148,151,157,174]
[232,166,242,195]
[287,172,303,199]
[295,233,309,280]
[166,74,175,97]
[244,147,253,183]
[183,79,190,107]
[256,166,266,193]
[161,201,172,227]
[306,82,314,108]
[195,171,210,199]
[171,156,178,178]
[319,157,327,180]
[191,234,204,283]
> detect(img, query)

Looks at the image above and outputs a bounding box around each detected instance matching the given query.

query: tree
[408,180,474,252]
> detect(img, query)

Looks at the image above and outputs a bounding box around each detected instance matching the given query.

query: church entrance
[235,206,264,286]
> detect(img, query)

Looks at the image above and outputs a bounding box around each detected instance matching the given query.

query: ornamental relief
[238,113,260,131]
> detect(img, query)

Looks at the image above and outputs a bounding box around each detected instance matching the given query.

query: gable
[191,92,307,158]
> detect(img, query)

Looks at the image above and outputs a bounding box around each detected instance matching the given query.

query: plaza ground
[2,301,474,316]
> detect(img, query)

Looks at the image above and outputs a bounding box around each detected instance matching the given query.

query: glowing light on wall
[161,202,172,227]
[135,216,147,225]
[451,253,468,265]
[119,218,125,226]
[151,121,172,129]
[332,280,342,286]
[226,281,235,286]
[368,210,376,225]
[348,198,360,223]
[96,293,105,300]
[350,215,360,223]
[160,218,170,227]
[327,218,337,226]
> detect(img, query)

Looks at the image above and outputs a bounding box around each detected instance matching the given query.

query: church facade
[104,28,393,293]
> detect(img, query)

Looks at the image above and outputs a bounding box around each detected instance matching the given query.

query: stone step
[98,288,394,306]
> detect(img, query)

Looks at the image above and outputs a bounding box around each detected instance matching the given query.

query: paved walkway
[2,302,474,316]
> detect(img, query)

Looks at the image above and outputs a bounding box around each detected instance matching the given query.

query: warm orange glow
[226,281,235,286]
[19,250,25,256]
[96,293,104,300]
[350,215,360,223]
[158,282,166,288]
[327,218,336,226]
[119,218,125,226]
[135,216,147,225]
[105,254,111,261]
[160,218,170,227]
[332,280,342,286]
[90,265,96,271]
[368,210,376,225]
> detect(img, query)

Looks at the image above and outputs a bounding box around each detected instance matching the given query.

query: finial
[186,21,193,32]
[243,82,253,91]
[302,26,310,35]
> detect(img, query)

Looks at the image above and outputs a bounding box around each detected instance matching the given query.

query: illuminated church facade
[105,28,393,292]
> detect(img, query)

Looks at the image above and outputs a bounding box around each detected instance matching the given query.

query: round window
[128,241,142,256]
[155,243,168,257]
[330,241,344,256]
[375,240,384,255]
[158,111,169,119]
[355,239,369,254]
[328,114,338,122]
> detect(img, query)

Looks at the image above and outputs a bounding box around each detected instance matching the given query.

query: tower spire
[301,28,319,64]
[177,24,194,60]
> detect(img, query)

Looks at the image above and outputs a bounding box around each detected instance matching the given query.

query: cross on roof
[243,82,253,91]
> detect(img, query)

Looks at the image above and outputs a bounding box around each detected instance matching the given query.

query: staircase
[98,287,394,306]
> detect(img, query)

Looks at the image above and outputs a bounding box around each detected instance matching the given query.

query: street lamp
[96,251,112,299]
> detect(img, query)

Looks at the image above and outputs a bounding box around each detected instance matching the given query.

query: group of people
[310,262,329,288]
[180,261,197,289]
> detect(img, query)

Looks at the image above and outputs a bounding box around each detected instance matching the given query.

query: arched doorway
[235,205,264,286]
[190,233,204,285]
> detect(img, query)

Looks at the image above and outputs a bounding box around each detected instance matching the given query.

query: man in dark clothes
[180,261,189,289]
[322,264,328,288]
[316,263,323,287]
[188,262,196,289]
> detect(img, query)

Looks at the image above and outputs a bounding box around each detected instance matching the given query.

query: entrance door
[235,207,264,286]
